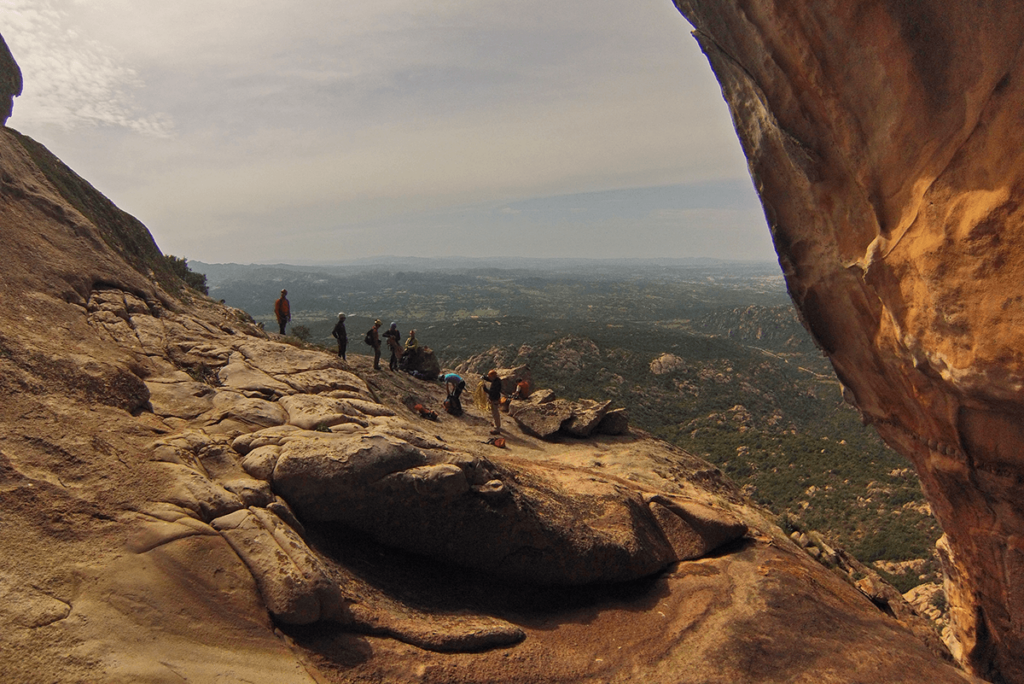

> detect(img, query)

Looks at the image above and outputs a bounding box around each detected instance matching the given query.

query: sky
[0,0,776,265]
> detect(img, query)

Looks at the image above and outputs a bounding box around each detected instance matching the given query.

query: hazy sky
[0,0,775,264]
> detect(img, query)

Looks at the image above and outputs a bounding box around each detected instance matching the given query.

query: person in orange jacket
[274,289,291,335]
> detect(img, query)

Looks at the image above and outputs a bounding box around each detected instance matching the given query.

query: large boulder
[673,1,1024,680]
[560,399,612,438]
[510,399,575,439]
[269,433,746,585]
[400,345,441,379]
[510,394,621,440]
[596,407,630,436]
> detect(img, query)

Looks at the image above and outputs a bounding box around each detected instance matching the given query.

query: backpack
[364,329,374,346]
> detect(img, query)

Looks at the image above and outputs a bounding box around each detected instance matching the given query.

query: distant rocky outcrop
[693,305,814,351]
[674,0,1024,680]
[0,28,981,684]
[650,352,685,375]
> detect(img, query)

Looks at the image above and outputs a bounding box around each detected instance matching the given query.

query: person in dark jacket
[383,322,401,371]
[485,369,503,435]
[369,319,382,370]
[274,289,290,335]
[331,312,347,359]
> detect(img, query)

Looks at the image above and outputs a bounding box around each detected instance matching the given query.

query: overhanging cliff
[673,1,1024,681]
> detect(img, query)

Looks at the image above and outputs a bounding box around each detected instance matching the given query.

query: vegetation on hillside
[164,255,209,295]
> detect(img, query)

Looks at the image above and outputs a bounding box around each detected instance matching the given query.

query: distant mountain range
[191,255,779,275]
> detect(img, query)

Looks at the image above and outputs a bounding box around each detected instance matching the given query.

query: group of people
[273,289,530,436]
[273,291,418,368]
[362,318,418,370]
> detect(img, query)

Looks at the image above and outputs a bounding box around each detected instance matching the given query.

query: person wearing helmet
[274,289,291,335]
[331,312,347,359]
[383,322,402,371]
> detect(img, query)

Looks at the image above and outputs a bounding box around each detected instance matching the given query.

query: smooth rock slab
[146,381,216,420]
[271,433,746,585]
[211,507,348,625]
[277,394,372,430]
[200,391,288,429]
[277,368,370,396]
[218,352,294,396]
[238,341,342,375]
[153,462,245,521]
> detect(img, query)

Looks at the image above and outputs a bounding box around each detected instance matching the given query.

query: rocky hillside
[691,304,816,352]
[0,43,976,684]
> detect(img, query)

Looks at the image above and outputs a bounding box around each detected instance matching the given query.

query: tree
[164,255,208,295]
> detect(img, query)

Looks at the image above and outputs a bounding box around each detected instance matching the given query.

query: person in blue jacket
[440,372,465,415]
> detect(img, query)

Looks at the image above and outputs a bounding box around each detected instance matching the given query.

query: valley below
[200,259,944,594]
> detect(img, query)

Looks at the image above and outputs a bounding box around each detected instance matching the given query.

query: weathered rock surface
[673,1,1024,680]
[0,30,982,684]
[211,507,349,625]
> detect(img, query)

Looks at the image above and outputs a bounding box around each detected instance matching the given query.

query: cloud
[0,0,172,134]
[0,0,773,265]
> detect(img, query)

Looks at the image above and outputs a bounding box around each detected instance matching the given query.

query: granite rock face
[673,1,1024,680]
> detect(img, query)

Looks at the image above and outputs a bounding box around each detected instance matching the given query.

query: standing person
[331,312,347,359]
[383,322,401,371]
[440,372,465,415]
[484,369,503,435]
[404,329,419,352]
[368,319,383,370]
[274,289,291,335]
